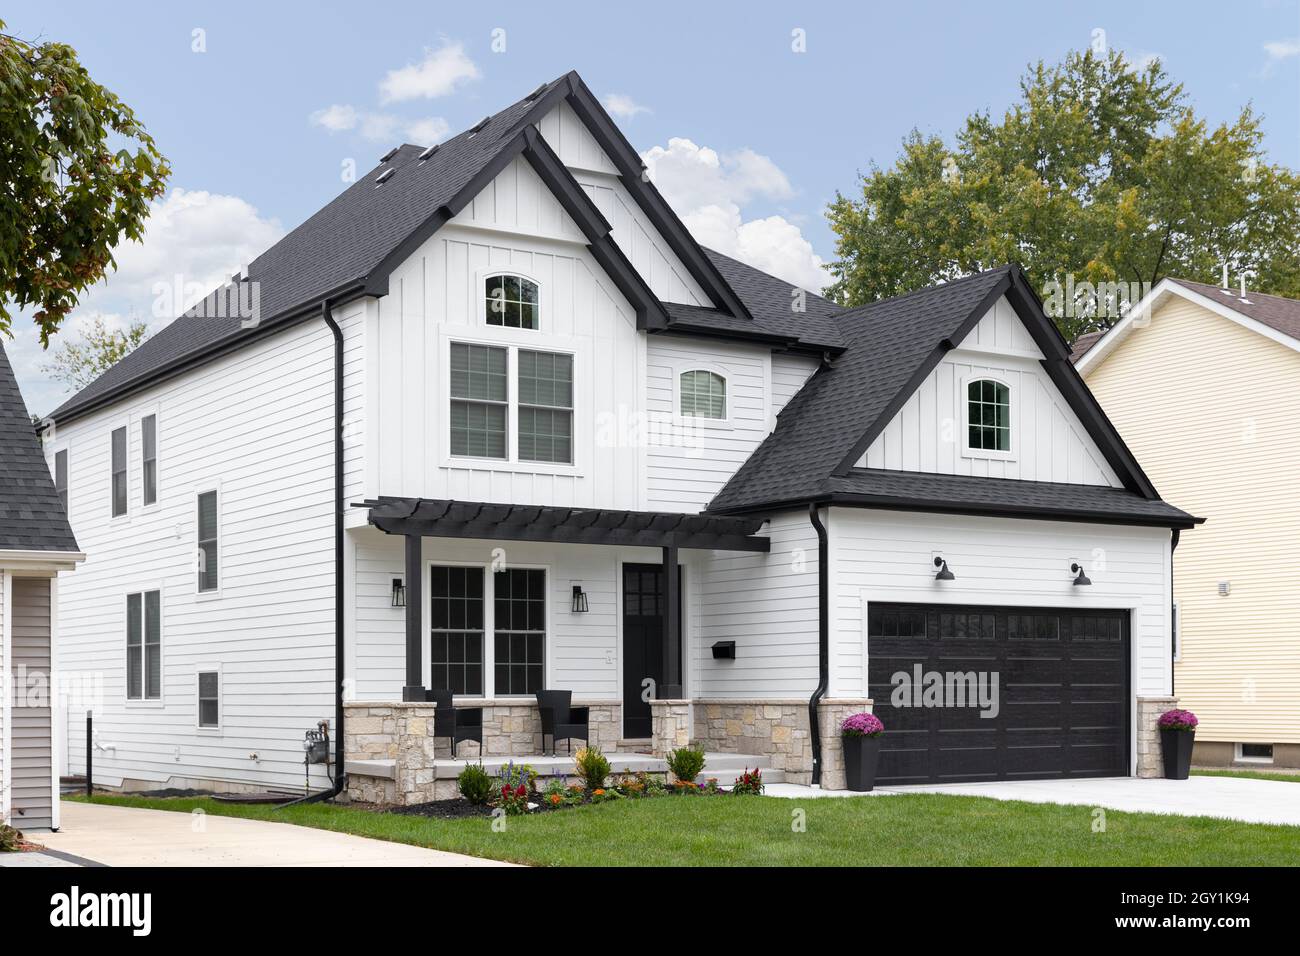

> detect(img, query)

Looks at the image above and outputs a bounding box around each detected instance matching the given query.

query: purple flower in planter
[841,712,884,737]
[1158,709,1198,731]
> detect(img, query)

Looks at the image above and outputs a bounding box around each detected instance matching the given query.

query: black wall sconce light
[571,585,589,613]
[391,577,406,607]
[1071,563,1092,586]
[933,556,955,581]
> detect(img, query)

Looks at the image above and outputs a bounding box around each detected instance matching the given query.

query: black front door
[622,563,682,739]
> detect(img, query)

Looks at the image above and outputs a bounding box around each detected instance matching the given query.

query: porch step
[616,738,653,753]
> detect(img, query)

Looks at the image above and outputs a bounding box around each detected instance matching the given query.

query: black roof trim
[827,491,1201,529]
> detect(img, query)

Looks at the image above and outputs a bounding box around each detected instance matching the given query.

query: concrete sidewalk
[36,800,515,867]
[766,775,1300,826]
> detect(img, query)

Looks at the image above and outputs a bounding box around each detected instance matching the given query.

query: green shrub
[574,746,611,792]
[0,824,23,852]
[666,745,706,784]
[457,761,493,805]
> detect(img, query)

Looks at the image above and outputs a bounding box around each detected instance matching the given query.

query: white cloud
[1264,38,1300,60]
[7,188,284,416]
[379,41,480,103]
[640,138,828,293]
[405,117,451,145]
[601,93,650,119]
[309,103,358,132]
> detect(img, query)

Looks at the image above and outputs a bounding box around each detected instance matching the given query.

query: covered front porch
[342,498,857,803]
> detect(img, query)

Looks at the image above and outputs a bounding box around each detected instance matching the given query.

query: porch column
[660,544,682,699]
[402,533,424,701]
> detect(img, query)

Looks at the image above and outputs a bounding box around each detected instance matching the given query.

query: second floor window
[967,379,1010,452]
[110,426,127,516]
[680,370,727,419]
[485,274,538,329]
[141,414,157,506]
[54,449,68,512]
[197,490,219,592]
[450,343,508,459]
[450,344,575,465]
[518,350,572,464]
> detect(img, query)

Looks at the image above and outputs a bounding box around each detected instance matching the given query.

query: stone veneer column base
[692,699,813,784]
[1136,695,1178,778]
[815,698,873,791]
[649,700,692,759]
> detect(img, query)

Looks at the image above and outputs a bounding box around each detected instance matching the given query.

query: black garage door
[867,603,1130,785]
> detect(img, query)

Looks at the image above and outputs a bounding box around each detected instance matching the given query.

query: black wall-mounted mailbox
[711,641,736,660]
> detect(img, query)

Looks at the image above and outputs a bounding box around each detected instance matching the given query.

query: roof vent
[525,82,548,101]
[379,146,399,163]
[417,144,440,162]
[375,168,395,186]
[466,116,490,138]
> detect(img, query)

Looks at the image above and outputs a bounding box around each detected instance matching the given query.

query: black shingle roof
[827,469,1199,528]
[708,267,1013,512]
[0,343,79,553]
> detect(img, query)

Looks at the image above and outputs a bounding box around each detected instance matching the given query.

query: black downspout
[278,297,346,808]
[1170,529,1180,697]
[807,503,829,786]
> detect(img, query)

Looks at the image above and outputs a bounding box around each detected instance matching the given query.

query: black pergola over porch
[357,497,771,702]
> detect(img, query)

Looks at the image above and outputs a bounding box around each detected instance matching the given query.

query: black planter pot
[842,734,882,792]
[1160,728,1195,780]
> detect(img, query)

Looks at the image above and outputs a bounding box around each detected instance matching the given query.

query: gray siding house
[0,342,83,831]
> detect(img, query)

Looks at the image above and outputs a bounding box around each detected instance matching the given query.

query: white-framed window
[1236,743,1274,764]
[197,489,219,593]
[965,377,1011,454]
[126,589,162,701]
[110,425,128,517]
[54,448,68,513]
[679,369,727,420]
[426,562,547,698]
[197,669,221,729]
[448,342,575,466]
[484,273,539,330]
[141,414,158,506]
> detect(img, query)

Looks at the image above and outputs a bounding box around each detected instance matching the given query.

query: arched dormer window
[485,274,539,329]
[967,378,1010,452]
[679,369,727,420]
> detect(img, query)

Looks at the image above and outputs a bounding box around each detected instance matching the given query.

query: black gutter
[278,297,346,809]
[807,503,829,786]
[1170,529,1180,696]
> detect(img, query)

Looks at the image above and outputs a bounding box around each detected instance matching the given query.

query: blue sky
[5,0,1298,414]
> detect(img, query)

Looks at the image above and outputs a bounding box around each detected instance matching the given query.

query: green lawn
[67,792,1299,866]
[1193,768,1300,783]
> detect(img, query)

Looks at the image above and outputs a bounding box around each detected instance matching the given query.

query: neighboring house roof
[1074,277,1300,373]
[47,71,803,428]
[0,343,79,555]
[708,264,1192,526]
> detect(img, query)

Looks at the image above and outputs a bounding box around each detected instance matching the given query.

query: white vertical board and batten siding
[829,508,1172,698]
[9,576,54,828]
[49,305,364,791]
[860,297,1122,487]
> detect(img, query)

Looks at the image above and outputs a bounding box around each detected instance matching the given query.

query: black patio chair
[425,688,483,758]
[536,689,590,755]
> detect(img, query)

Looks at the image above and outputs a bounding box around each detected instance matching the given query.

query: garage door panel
[868,602,1130,785]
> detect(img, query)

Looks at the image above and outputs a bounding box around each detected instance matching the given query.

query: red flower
[515,784,526,797]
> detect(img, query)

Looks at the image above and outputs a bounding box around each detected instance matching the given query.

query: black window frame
[126,589,162,701]
[110,426,127,517]
[197,489,219,593]
[429,565,485,696]
[492,567,546,696]
[484,273,539,330]
[966,378,1011,453]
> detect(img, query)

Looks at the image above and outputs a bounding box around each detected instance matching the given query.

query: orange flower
[593,789,605,796]
[549,794,562,805]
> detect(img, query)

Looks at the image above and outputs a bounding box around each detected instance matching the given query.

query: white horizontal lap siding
[10,576,53,828]
[372,223,644,510]
[829,508,1171,698]
[535,99,711,309]
[860,297,1121,486]
[695,511,819,698]
[645,338,770,513]
[51,318,338,791]
[350,527,662,700]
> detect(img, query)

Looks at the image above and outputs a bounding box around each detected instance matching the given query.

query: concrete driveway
[880,775,1300,826]
[34,800,515,867]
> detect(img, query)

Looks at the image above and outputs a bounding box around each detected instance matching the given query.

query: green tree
[826,49,1300,340]
[0,20,170,345]
[42,316,149,390]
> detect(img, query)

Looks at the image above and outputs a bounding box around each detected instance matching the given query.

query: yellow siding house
[1077,278,1300,768]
